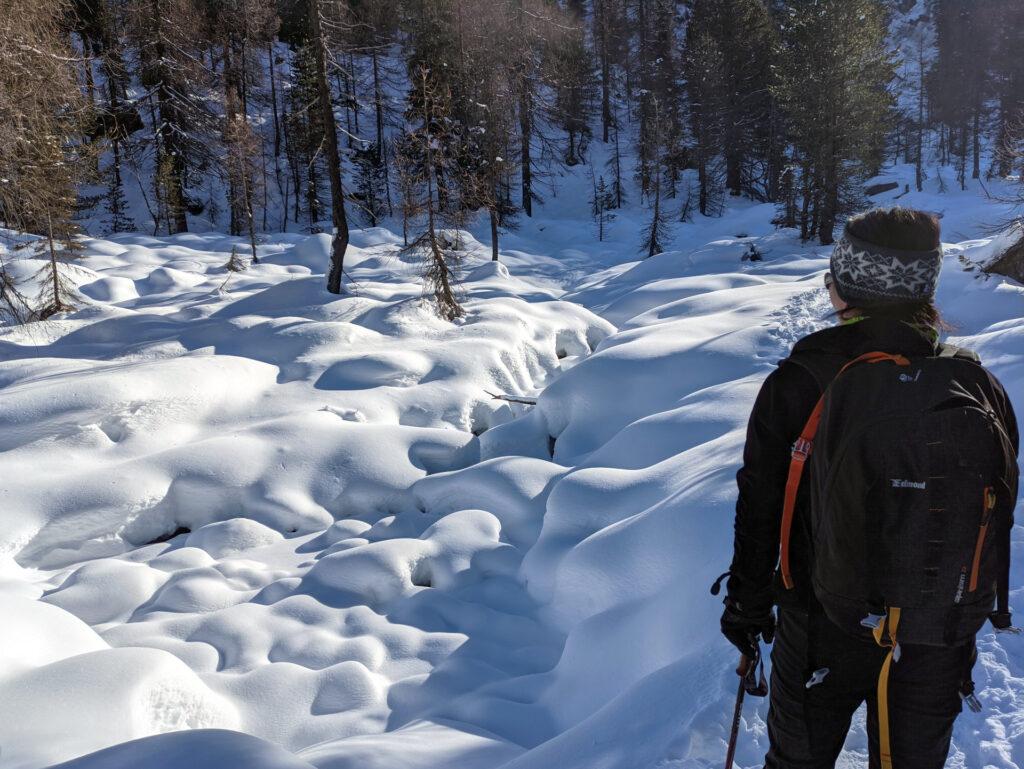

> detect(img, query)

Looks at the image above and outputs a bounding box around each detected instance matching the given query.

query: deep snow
[1,164,1022,769]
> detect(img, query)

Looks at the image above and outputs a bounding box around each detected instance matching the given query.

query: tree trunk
[971,105,981,180]
[598,2,611,143]
[915,48,924,192]
[348,51,359,141]
[648,173,661,258]
[697,151,708,216]
[954,123,962,191]
[310,0,349,294]
[799,161,811,241]
[152,0,188,234]
[268,41,282,158]
[519,80,532,216]
[611,118,623,208]
[490,207,499,261]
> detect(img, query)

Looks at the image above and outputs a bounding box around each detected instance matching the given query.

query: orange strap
[968,486,997,593]
[779,352,910,590]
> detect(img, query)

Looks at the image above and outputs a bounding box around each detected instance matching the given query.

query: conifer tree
[223,115,262,263]
[401,65,464,320]
[775,0,894,244]
[352,141,390,226]
[129,0,215,233]
[462,0,519,260]
[684,29,726,216]
[592,0,627,143]
[605,112,626,209]
[547,4,594,167]
[990,0,1024,178]
[641,98,671,257]
[284,43,324,229]
[590,169,615,242]
[686,0,777,202]
[928,0,988,189]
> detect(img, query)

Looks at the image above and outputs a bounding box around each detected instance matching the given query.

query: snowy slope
[1,165,1022,769]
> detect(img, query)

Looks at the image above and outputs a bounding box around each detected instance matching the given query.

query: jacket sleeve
[726,361,820,614]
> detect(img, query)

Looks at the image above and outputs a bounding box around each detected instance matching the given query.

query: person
[719,207,1020,769]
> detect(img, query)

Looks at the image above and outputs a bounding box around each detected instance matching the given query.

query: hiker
[719,207,1020,769]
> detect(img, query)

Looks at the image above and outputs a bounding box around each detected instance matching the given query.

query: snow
[0,162,1022,769]
[0,594,240,768]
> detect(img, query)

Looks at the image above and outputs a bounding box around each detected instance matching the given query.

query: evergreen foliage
[774,0,895,244]
[1,0,1023,318]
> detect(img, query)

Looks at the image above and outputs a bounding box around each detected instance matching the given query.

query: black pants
[764,609,972,769]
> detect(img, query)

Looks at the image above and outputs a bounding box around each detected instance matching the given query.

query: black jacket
[726,317,1020,615]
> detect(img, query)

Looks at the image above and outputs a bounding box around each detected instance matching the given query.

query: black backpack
[779,346,1018,646]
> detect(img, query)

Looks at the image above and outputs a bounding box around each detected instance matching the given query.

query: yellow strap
[878,649,895,769]
[873,608,901,769]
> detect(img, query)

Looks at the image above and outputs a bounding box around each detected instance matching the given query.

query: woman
[720,207,1019,768]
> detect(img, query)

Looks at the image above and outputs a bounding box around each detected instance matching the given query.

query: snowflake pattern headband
[829,232,942,304]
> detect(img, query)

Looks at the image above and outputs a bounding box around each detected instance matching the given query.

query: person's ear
[828,281,848,312]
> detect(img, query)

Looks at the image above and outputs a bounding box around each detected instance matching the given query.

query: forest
[1,0,1023,320]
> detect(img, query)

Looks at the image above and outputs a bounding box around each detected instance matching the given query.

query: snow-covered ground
[1,165,1022,769]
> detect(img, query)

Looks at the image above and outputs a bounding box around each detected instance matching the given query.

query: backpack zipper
[968,486,997,593]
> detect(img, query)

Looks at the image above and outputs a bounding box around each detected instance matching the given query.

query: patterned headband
[829,232,942,304]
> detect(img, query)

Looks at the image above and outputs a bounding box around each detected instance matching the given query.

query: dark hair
[845,207,941,251]
[841,207,949,330]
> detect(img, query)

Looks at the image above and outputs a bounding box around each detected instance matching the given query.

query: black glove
[720,598,775,660]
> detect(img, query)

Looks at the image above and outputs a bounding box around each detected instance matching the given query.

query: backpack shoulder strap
[936,343,981,363]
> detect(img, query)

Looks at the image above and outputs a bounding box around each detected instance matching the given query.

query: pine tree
[641,97,671,257]
[684,29,726,216]
[401,65,464,320]
[546,5,594,166]
[461,0,519,260]
[214,0,278,239]
[103,141,135,234]
[350,0,400,217]
[605,112,626,210]
[990,0,1024,178]
[128,0,215,233]
[775,0,894,244]
[648,0,684,194]
[686,0,777,201]
[928,0,989,189]
[506,0,577,217]
[284,44,324,230]
[352,141,390,226]
[223,115,262,263]
[593,0,627,143]
[590,171,615,242]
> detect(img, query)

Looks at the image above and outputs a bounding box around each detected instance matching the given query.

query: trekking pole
[724,655,749,769]
[724,646,769,769]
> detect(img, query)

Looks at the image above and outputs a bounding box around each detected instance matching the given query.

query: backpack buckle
[791,437,813,460]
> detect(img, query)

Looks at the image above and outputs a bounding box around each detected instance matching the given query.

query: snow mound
[0,645,239,768]
[0,594,107,672]
[186,518,285,558]
[42,559,169,625]
[46,729,315,769]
